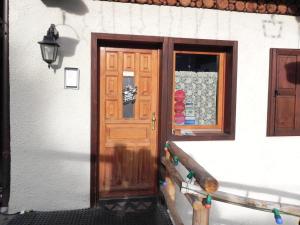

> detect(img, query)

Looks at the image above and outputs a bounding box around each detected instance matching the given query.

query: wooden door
[267,49,300,136]
[99,47,160,198]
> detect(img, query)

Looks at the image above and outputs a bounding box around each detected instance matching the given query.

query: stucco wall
[9,0,300,224]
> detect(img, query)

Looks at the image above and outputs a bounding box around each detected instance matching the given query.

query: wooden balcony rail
[161,141,300,225]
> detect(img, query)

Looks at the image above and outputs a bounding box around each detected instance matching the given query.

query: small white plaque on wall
[64,67,80,90]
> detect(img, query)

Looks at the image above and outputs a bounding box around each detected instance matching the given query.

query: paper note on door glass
[123,71,134,77]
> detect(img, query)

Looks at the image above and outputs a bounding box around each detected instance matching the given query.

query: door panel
[106,124,149,141]
[273,54,298,134]
[105,77,118,98]
[277,55,296,89]
[99,47,159,198]
[275,55,296,130]
[106,52,118,72]
[123,53,135,71]
[275,96,295,128]
[105,101,118,119]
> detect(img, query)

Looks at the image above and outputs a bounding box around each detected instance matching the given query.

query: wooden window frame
[267,48,300,136]
[166,38,238,141]
[172,50,226,133]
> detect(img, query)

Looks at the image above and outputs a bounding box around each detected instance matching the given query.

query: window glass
[123,76,136,118]
[173,52,223,135]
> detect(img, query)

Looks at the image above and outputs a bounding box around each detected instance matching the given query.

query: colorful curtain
[175,71,218,126]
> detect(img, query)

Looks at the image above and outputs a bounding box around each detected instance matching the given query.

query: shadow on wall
[262,14,300,40]
[209,181,300,225]
[175,155,300,224]
[210,206,289,225]
[285,62,300,84]
[99,144,156,198]
[10,71,90,210]
[51,36,80,71]
[220,181,300,201]
[262,15,283,39]
[17,148,90,210]
[41,0,89,15]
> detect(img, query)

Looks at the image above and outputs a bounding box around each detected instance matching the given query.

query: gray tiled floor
[0,197,173,225]
[0,214,15,225]
[2,205,173,225]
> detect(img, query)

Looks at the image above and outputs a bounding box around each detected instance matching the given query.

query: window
[166,38,238,141]
[172,51,225,135]
[267,49,300,136]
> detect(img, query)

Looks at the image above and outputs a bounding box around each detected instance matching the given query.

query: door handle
[151,112,156,130]
[275,90,280,96]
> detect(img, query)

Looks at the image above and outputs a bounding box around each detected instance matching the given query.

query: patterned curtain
[175,71,218,125]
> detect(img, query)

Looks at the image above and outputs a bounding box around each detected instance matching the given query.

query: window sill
[168,132,235,141]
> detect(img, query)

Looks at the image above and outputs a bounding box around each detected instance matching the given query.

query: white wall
[9,0,300,224]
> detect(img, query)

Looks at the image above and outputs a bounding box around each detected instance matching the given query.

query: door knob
[151,112,156,130]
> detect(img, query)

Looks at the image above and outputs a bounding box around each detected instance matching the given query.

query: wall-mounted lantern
[38,24,60,68]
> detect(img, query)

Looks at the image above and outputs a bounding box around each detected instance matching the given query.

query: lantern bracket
[39,24,59,45]
[47,24,59,41]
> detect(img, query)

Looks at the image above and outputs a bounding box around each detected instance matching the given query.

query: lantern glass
[40,43,59,64]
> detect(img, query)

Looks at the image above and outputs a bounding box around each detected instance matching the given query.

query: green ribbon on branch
[272,209,280,217]
[205,195,212,205]
[165,143,170,149]
[172,155,179,166]
[159,180,166,186]
[272,208,283,224]
[165,143,179,165]
[187,170,195,179]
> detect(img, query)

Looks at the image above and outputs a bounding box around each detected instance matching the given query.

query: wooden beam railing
[162,141,218,225]
[166,141,219,194]
[161,141,300,225]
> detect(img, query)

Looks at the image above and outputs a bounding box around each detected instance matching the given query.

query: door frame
[90,33,169,207]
